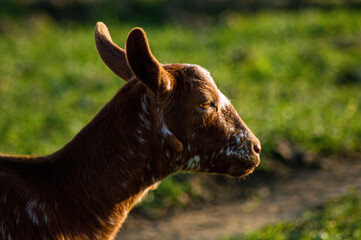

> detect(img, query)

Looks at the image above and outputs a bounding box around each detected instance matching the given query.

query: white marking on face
[193,155,200,165]
[226,148,233,157]
[141,94,149,114]
[186,160,193,169]
[138,137,145,144]
[128,149,134,157]
[38,202,46,211]
[217,89,231,109]
[160,124,172,137]
[158,109,174,139]
[139,112,151,129]
[186,155,201,170]
[44,213,49,224]
[188,65,232,109]
[157,109,183,162]
[187,144,191,152]
[165,150,171,159]
[26,200,40,225]
[222,132,253,161]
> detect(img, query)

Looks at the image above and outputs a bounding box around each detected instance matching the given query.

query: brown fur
[0,22,261,240]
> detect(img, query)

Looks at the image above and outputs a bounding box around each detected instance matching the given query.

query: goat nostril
[253,144,261,155]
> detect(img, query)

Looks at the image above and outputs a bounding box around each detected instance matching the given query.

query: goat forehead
[185,64,215,85]
[185,64,231,108]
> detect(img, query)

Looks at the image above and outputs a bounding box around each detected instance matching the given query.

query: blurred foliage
[0,9,360,211]
[225,191,361,239]
[0,0,360,24]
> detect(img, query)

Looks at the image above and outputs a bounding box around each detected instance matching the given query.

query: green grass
[224,191,361,240]
[0,9,360,209]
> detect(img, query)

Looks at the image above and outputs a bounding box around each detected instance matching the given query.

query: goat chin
[226,167,256,178]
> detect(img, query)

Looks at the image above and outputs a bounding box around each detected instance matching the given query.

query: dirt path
[117,159,361,240]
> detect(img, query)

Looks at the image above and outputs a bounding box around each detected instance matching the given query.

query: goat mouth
[227,157,260,177]
[227,161,257,177]
[228,166,255,178]
[240,155,260,168]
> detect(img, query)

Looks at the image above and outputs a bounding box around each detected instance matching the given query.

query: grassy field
[0,9,360,210]
[224,192,361,240]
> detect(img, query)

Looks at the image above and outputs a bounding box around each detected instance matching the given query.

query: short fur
[0,22,261,240]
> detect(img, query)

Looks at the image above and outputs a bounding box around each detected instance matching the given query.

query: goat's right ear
[125,28,173,97]
[95,22,134,81]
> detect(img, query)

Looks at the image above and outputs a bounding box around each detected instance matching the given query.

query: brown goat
[0,22,261,240]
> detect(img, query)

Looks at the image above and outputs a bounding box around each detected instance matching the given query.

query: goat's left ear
[94,22,134,81]
[126,28,173,97]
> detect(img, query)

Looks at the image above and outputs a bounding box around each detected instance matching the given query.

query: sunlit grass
[224,191,361,240]
[0,9,360,209]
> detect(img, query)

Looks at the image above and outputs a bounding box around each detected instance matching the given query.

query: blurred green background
[0,0,360,238]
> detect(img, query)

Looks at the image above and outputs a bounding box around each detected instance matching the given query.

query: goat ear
[95,22,134,81]
[125,28,173,96]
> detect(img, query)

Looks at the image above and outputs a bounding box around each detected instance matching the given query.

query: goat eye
[200,102,216,110]
[200,103,211,109]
